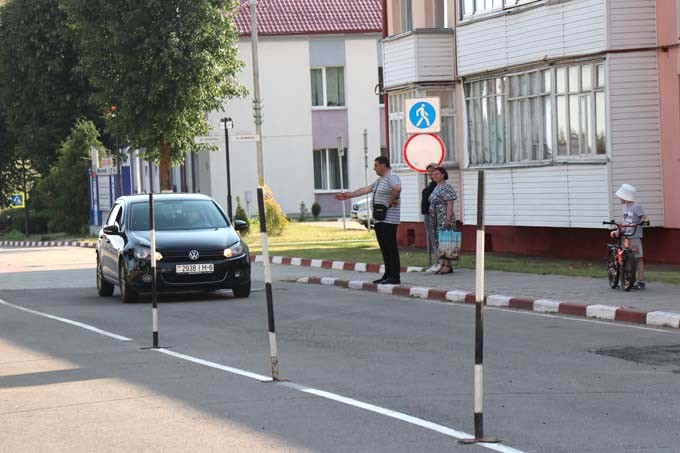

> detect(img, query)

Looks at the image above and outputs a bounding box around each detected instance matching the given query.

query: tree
[33,119,102,234]
[0,109,20,209]
[0,0,96,175]
[62,0,245,190]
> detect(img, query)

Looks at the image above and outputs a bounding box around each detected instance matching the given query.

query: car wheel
[97,257,115,297]
[232,279,251,298]
[119,261,138,303]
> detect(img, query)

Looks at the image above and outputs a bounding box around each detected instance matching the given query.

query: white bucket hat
[616,183,636,202]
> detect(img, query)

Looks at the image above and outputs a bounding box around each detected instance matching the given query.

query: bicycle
[602,220,648,291]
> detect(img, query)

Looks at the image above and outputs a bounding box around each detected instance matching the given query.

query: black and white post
[363,129,371,231]
[460,171,500,444]
[149,189,159,349]
[221,117,234,221]
[250,0,279,381]
[338,135,346,231]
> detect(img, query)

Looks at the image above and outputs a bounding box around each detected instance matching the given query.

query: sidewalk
[255,255,680,330]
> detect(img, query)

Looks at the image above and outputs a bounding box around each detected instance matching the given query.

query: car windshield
[128,200,228,231]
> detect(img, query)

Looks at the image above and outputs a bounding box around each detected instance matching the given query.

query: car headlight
[134,247,163,261]
[224,242,244,258]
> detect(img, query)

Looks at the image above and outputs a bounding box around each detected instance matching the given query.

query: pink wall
[657,2,680,228]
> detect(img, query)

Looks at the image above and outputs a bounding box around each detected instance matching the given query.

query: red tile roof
[234,0,382,37]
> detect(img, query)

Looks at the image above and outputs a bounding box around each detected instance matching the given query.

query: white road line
[155,348,272,382]
[0,299,132,341]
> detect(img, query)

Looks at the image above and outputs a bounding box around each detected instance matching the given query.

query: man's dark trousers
[374,222,400,282]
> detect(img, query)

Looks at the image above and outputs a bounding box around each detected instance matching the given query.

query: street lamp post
[220,117,234,221]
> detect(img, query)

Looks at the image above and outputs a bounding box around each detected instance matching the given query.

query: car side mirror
[103,224,121,235]
[233,220,248,232]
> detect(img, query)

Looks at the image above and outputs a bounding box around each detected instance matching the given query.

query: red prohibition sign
[403,133,446,173]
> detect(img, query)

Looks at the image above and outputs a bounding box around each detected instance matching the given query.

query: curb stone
[1,240,96,249]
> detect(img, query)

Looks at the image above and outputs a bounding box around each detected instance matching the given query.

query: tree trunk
[159,141,172,191]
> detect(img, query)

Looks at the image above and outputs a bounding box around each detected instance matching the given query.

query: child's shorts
[629,238,644,258]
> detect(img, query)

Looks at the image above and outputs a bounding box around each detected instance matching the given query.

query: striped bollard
[150,192,159,349]
[460,171,500,444]
[258,187,279,381]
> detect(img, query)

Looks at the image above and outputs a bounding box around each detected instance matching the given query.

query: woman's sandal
[438,266,453,275]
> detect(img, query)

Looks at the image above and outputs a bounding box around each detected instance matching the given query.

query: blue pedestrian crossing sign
[9,193,25,208]
[405,97,440,134]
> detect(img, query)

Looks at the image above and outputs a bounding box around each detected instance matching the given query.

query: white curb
[534,299,561,313]
[310,259,324,268]
[406,266,423,273]
[331,261,345,270]
[377,284,396,294]
[586,304,620,320]
[320,277,336,286]
[445,290,467,302]
[487,295,511,307]
[272,256,283,264]
[355,263,367,272]
[291,257,302,266]
[409,287,430,298]
[348,281,364,290]
[296,277,309,284]
[646,311,680,328]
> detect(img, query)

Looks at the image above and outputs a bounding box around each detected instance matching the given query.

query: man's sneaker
[636,281,646,290]
[426,264,441,273]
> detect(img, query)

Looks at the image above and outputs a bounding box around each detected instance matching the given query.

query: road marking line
[155,348,272,382]
[0,299,132,341]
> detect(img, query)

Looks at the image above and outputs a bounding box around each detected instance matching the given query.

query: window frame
[464,61,606,168]
[460,0,542,21]
[313,148,349,192]
[311,66,346,109]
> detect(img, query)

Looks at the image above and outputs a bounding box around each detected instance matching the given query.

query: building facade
[382,0,680,263]
[194,0,385,217]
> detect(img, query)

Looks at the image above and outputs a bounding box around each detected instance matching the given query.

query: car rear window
[128,200,228,231]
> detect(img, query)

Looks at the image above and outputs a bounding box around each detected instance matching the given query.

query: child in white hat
[611,184,649,289]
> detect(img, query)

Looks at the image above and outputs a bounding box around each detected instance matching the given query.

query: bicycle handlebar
[602,219,650,237]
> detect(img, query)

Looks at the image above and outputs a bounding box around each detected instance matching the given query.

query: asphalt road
[1,247,679,452]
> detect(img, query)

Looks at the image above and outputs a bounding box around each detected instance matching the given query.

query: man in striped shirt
[335,156,402,284]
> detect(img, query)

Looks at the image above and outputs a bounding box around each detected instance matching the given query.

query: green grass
[244,222,680,285]
[0,230,93,242]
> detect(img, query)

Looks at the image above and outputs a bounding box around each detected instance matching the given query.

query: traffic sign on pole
[402,133,445,173]
[405,97,441,134]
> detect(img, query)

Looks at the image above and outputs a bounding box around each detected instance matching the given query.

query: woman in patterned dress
[428,167,457,274]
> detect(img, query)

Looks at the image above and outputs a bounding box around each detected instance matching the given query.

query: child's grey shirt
[622,203,645,238]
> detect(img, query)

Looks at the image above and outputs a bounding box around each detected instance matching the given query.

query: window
[314,148,348,190]
[388,87,456,166]
[461,0,540,19]
[465,61,606,166]
[311,67,345,107]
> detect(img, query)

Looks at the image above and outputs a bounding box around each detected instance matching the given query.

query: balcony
[382,29,455,90]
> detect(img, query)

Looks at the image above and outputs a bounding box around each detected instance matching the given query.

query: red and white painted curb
[0,240,96,249]
[294,276,680,330]
[249,254,423,274]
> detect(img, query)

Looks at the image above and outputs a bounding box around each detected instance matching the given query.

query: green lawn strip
[243,222,373,246]
[247,242,680,285]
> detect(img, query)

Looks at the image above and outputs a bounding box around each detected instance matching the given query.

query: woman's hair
[433,166,448,180]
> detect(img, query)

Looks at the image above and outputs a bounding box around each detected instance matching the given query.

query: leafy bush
[31,120,103,234]
[234,196,250,235]
[311,202,321,220]
[0,207,48,234]
[263,185,288,236]
[298,201,309,222]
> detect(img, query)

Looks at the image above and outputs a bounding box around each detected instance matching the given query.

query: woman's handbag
[372,203,388,221]
[438,229,461,261]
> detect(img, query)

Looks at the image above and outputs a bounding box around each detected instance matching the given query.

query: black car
[96,193,251,302]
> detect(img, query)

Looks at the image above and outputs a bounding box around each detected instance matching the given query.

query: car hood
[127,228,241,252]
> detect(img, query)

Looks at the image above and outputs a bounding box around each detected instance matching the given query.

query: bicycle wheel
[621,251,637,292]
[607,248,619,289]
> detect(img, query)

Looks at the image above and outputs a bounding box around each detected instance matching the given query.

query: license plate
[176,263,214,274]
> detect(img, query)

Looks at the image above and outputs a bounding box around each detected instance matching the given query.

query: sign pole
[363,129,371,231]
[221,117,233,221]
[148,161,159,349]
[338,135,346,231]
[249,0,279,381]
[460,171,500,445]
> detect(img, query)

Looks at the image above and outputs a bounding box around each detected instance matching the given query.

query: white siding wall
[383,35,418,88]
[457,0,607,75]
[208,39,314,214]
[462,165,609,228]
[607,52,664,225]
[608,0,657,49]
[346,38,382,192]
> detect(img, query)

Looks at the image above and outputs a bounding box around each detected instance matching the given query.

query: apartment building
[382,0,680,263]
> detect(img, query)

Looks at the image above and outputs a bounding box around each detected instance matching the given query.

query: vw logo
[188,250,200,261]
